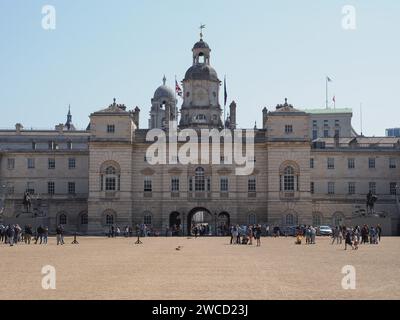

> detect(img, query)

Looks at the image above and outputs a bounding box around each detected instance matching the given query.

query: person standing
[56,225,63,245]
[255,224,262,247]
[248,226,253,245]
[376,225,382,242]
[7,225,15,246]
[24,225,33,244]
[311,226,316,244]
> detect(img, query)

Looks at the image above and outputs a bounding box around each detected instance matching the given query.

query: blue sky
[0,0,399,135]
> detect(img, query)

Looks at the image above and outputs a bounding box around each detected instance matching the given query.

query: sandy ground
[0,236,399,300]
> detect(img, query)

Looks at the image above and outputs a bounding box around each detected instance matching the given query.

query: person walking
[56,225,64,245]
[43,226,49,244]
[344,229,354,250]
[248,226,253,245]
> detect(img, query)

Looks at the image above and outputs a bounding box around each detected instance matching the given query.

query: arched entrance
[169,212,182,236]
[187,207,213,236]
[218,212,230,236]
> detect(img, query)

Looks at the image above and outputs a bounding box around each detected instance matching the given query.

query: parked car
[280,226,297,237]
[317,225,333,236]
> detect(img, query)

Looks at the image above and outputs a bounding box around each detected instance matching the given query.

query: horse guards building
[1,36,400,235]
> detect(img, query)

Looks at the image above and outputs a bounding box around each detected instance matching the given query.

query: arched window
[101,164,120,192]
[312,213,322,226]
[283,166,295,191]
[286,214,294,225]
[195,167,205,191]
[59,214,67,225]
[106,214,114,225]
[80,214,88,225]
[144,215,152,226]
[248,213,256,225]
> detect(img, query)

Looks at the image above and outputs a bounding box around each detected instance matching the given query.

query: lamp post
[214,212,217,237]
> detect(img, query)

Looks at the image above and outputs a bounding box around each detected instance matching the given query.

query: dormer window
[107,125,115,133]
[285,125,293,134]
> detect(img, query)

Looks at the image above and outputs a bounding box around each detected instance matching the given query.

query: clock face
[193,88,208,106]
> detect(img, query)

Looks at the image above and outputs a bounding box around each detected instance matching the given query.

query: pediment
[140,167,156,176]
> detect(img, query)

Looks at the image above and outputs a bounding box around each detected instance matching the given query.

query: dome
[193,39,210,50]
[184,64,219,82]
[153,85,175,101]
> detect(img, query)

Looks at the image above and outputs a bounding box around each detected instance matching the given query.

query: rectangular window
[369,158,376,169]
[107,124,115,133]
[171,177,180,192]
[312,120,317,127]
[220,177,229,192]
[48,158,55,169]
[188,177,193,192]
[144,177,152,192]
[32,142,36,150]
[48,182,55,195]
[248,177,256,192]
[105,177,116,191]
[310,182,314,194]
[348,158,355,169]
[310,158,314,169]
[324,130,329,138]
[68,158,76,169]
[324,120,329,127]
[328,182,335,195]
[284,175,295,191]
[335,120,340,127]
[27,158,35,169]
[312,129,318,140]
[7,158,15,170]
[26,182,35,194]
[68,182,76,194]
[327,158,335,169]
[369,182,376,194]
[67,141,72,150]
[389,158,396,169]
[285,125,293,134]
[390,182,397,195]
[348,182,356,195]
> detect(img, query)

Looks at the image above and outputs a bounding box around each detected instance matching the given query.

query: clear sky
[0,0,399,136]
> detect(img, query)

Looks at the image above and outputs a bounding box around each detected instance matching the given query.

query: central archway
[187,207,213,236]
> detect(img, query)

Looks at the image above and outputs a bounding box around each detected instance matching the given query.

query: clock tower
[179,35,223,129]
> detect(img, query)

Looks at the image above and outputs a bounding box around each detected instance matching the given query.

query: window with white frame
[171,177,180,192]
[195,167,205,191]
[68,182,76,194]
[27,158,35,169]
[390,182,397,195]
[144,215,152,225]
[348,158,355,169]
[106,214,114,225]
[283,166,295,191]
[328,182,335,194]
[144,177,152,192]
[368,157,376,169]
[389,158,396,169]
[348,182,356,195]
[48,182,55,195]
[369,182,376,194]
[103,166,120,191]
[327,158,335,169]
[7,158,15,170]
[48,158,55,169]
[285,125,293,134]
[248,177,256,192]
[68,158,76,169]
[107,124,115,133]
[220,177,228,192]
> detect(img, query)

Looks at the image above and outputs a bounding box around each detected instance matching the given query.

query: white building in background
[1,37,399,235]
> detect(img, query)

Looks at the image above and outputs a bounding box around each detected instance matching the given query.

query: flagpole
[325,77,328,109]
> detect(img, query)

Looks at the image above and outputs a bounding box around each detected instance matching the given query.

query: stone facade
[1,38,399,235]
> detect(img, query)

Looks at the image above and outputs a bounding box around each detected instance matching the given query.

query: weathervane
[200,24,206,39]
